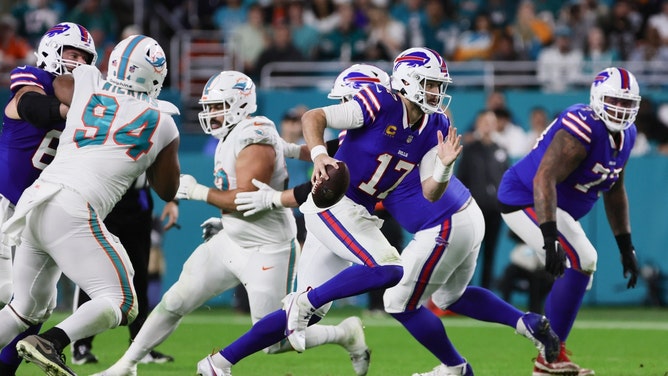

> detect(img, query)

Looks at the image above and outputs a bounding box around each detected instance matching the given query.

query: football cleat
[89,362,137,376]
[16,335,77,376]
[283,288,316,352]
[71,344,98,365]
[196,355,231,376]
[139,349,174,364]
[412,362,474,376]
[516,312,560,363]
[532,343,595,376]
[338,316,371,376]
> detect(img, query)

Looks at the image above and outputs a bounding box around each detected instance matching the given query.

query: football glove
[540,222,567,278]
[200,217,223,242]
[176,174,209,201]
[234,179,283,217]
[615,233,639,289]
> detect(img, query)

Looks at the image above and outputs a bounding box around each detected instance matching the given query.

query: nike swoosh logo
[261,266,274,271]
[34,341,54,356]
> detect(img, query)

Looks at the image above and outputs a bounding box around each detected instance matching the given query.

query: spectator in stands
[230,4,267,76]
[11,0,63,47]
[286,0,320,60]
[523,106,549,155]
[582,26,619,77]
[303,0,339,34]
[628,25,668,73]
[452,11,495,62]
[66,0,119,46]
[212,0,248,39]
[315,1,367,62]
[252,21,305,81]
[419,0,458,59]
[0,14,34,69]
[390,0,425,48]
[647,1,668,45]
[536,25,584,93]
[508,0,553,60]
[492,107,530,159]
[600,0,643,61]
[364,0,405,61]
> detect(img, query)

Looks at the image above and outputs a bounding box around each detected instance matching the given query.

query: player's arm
[602,167,639,288]
[419,127,463,202]
[533,129,586,277]
[533,129,586,223]
[5,81,68,127]
[147,138,181,201]
[204,143,276,212]
[304,101,361,182]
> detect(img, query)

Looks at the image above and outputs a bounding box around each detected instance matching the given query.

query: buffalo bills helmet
[391,47,452,114]
[35,22,97,76]
[198,71,258,140]
[107,35,168,98]
[328,64,391,102]
[590,67,641,133]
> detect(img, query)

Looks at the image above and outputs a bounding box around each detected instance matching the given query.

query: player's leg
[94,231,244,375]
[502,208,596,375]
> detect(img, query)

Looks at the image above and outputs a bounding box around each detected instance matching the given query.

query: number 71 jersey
[497,103,636,220]
[38,64,179,218]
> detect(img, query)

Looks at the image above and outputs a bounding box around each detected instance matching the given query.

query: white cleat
[283,289,315,353]
[196,355,231,376]
[338,316,371,376]
[412,362,473,376]
[90,363,137,376]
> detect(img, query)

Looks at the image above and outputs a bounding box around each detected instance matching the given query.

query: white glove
[176,174,209,201]
[200,217,223,242]
[234,179,283,217]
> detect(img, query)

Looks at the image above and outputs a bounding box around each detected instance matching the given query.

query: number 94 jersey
[497,103,636,220]
[38,65,179,218]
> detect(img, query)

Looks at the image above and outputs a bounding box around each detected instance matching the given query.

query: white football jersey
[38,65,179,218]
[213,115,296,247]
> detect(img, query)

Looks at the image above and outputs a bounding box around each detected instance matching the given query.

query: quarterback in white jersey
[95,71,368,376]
[0,35,180,376]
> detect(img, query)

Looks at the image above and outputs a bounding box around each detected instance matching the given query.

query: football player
[196,47,462,376]
[93,70,370,376]
[0,34,180,376]
[0,22,97,375]
[497,67,641,376]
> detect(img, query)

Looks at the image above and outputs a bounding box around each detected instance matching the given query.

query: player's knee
[123,303,138,326]
[159,287,191,317]
[375,264,404,287]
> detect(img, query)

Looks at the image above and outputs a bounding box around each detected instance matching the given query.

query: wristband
[191,184,209,201]
[284,142,302,159]
[272,191,284,208]
[615,233,632,253]
[432,160,454,183]
[310,145,328,162]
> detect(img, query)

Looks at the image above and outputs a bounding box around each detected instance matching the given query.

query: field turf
[14,306,668,376]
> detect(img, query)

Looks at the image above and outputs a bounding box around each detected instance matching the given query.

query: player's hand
[311,155,337,184]
[200,217,223,242]
[543,238,567,278]
[176,174,209,201]
[436,127,463,167]
[620,247,639,289]
[161,200,180,231]
[235,179,283,217]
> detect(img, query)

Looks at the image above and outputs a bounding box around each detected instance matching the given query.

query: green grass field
[14,306,668,376]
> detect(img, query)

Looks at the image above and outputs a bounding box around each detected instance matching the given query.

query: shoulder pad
[156,100,180,115]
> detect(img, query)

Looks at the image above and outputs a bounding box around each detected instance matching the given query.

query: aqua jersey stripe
[117,35,147,81]
[88,204,135,318]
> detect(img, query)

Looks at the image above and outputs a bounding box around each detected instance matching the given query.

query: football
[311,161,350,208]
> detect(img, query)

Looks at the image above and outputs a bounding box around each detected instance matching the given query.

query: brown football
[311,161,350,208]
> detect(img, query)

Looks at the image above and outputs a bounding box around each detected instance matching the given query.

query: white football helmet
[590,67,641,133]
[198,71,257,140]
[328,64,391,102]
[391,47,452,115]
[107,35,168,98]
[35,22,97,76]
